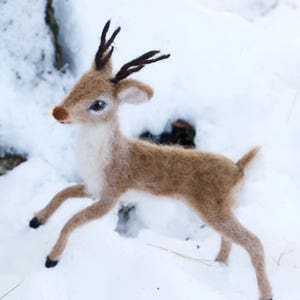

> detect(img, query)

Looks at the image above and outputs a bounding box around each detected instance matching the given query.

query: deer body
[29,21,272,300]
[106,133,241,201]
[76,117,241,205]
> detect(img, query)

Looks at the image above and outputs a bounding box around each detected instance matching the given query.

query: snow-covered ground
[1,0,300,299]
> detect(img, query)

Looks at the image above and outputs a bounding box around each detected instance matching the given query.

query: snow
[1,0,300,299]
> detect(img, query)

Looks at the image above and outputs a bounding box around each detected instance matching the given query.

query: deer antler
[95,20,121,70]
[111,50,170,83]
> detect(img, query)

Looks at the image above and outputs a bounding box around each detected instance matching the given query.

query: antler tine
[100,20,111,49]
[123,50,160,67]
[112,50,170,83]
[106,26,121,49]
[95,20,121,70]
[144,54,171,64]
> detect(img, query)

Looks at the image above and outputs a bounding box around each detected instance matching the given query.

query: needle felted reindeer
[29,21,272,300]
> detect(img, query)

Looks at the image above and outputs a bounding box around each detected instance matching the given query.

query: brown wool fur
[31,22,272,300]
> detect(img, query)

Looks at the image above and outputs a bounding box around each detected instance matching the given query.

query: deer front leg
[29,184,89,229]
[45,190,118,268]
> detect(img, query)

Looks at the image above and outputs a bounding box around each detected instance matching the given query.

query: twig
[147,243,212,266]
[0,280,24,300]
[260,0,280,16]
[273,251,292,267]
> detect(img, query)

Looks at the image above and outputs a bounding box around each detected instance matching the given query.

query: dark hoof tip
[45,257,58,268]
[29,217,41,229]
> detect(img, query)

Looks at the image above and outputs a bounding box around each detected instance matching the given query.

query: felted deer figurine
[29,20,272,300]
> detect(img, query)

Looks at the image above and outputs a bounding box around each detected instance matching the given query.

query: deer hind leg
[45,190,118,268]
[29,184,88,229]
[215,236,232,263]
[205,211,272,300]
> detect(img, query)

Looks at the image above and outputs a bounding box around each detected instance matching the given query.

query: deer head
[52,20,170,124]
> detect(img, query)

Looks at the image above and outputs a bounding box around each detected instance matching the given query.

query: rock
[0,151,26,176]
[139,119,196,149]
[115,203,143,237]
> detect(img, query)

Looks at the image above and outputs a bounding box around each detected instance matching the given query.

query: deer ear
[114,79,153,104]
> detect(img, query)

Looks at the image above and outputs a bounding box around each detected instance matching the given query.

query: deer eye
[88,100,106,112]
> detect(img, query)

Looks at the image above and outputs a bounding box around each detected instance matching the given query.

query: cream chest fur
[75,123,112,197]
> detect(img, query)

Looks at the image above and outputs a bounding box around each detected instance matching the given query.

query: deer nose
[52,106,70,123]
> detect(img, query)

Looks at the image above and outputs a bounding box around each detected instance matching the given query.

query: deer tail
[236,147,260,170]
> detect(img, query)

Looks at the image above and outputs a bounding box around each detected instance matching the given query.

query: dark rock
[139,119,196,149]
[115,203,143,237]
[0,151,26,175]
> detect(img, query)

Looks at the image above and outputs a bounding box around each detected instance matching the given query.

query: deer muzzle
[52,106,71,124]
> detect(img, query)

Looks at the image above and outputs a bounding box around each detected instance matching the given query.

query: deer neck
[75,117,122,197]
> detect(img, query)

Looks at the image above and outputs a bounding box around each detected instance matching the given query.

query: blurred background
[0,0,300,299]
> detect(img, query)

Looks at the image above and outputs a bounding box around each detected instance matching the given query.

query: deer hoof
[45,257,58,268]
[29,217,41,229]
